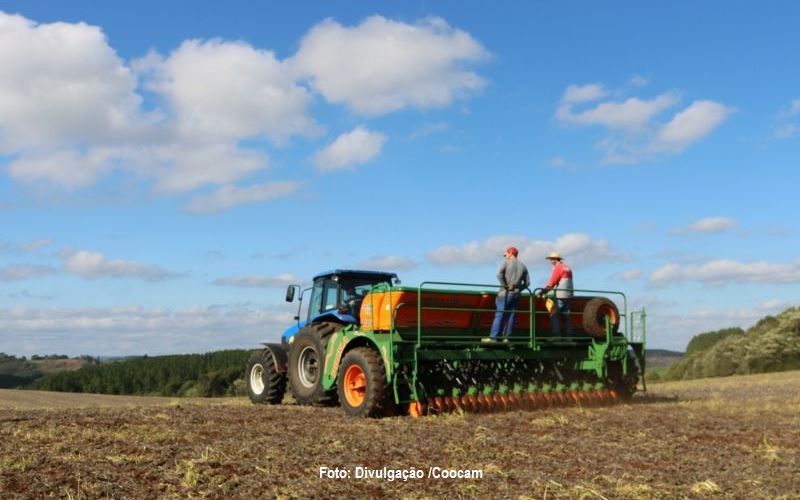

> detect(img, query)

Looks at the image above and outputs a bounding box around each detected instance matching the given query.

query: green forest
[661,307,800,380]
[29,350,250,397]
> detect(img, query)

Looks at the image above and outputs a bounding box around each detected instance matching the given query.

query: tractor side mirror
[285,285,296,302]
[393,277,402,285]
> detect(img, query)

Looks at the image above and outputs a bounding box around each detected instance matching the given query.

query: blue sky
[1,2,798,355]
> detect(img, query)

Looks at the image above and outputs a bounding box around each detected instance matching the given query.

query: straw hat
[545,252,563,261]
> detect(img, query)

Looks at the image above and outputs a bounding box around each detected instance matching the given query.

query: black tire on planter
[288,322,339,405]
[582,297,620,338]
[246,349,286,405]
[337,347,389,418]
[607,351,639,402]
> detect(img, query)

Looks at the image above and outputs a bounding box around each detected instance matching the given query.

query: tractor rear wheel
[246,349,286,404]
[582,297,620,338]
[288,323,339,405]
[337,347,389,417]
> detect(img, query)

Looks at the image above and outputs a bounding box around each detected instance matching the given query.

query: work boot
[481,337,496,344]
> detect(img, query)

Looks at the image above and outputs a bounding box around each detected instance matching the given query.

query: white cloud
[561,83,607,104]
[649,258,800,287]
[557,92,679,131]
[548,156,568,168]
[555,82,732,164]
[313,126,387,171]
[654,100,733,153]
[672,216,736,235]
[185,181,301,214]
[292,16,489,115]
[60,249,178,281]
[0,13,313,195]
[616,268,642,281]
[0,304,294,356]
[0,264,57,281]
[137,39,318,142]
[0,12,145,188]
[213,273,299,288]
[357,255,416,271]
[426,233,619,267]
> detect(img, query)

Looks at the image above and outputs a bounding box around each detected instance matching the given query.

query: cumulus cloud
[426,233,620,267]
[357,255,416,271]
[60,249,178,281]
[292,16,489,115]
[213,273,299,288]
[653,100,733,153]
[137,39,318,143]
[0,11,145,187]
[313,126,387,171]
[558,91,679,131]
[671,216,737,235]
[0,304,294,356]
[1,12,488,207]
[0,264,57,281]
[555,81,732,164]
[185,181,301,214]
[0,14,308,198]
[561,83,607,104]
[649,258,800,287]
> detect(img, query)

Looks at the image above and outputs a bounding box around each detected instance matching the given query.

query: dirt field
[1,371,798,499]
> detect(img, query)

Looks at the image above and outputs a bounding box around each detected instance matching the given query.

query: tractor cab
[283,270,397,342]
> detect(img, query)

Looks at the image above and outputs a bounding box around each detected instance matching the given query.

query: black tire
[246,349,286,405]
[582,297,620,338]
[607,351,639,401]
[288,322,339,405]
[337,347,389,418]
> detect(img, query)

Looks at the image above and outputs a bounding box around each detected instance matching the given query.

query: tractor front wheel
[337,347,388,417]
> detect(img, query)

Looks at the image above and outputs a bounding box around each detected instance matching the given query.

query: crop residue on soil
[1,371,799,498]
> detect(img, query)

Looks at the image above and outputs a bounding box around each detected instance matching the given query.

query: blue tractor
[245,270,397,406]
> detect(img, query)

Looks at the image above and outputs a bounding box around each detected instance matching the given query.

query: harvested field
[1,371,799,498]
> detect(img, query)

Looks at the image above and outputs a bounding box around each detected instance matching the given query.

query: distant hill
[0,353,97,389]
[664,307,800,380]
[31,350,249,397]
[645,349,684,369]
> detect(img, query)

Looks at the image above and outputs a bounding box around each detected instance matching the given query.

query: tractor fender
[326,334,391,386]
[259,343,288,373]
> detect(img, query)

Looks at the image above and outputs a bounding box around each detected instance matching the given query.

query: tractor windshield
[307,273,393,322]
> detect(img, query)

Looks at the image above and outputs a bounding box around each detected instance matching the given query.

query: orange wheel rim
[343,364,367,408]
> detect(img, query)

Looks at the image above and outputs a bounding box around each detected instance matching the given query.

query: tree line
[31,350,250,397]
[659,307,800,381]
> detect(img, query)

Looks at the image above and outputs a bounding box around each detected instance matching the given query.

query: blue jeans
[550,298,572,337]
[490,291,520,339]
